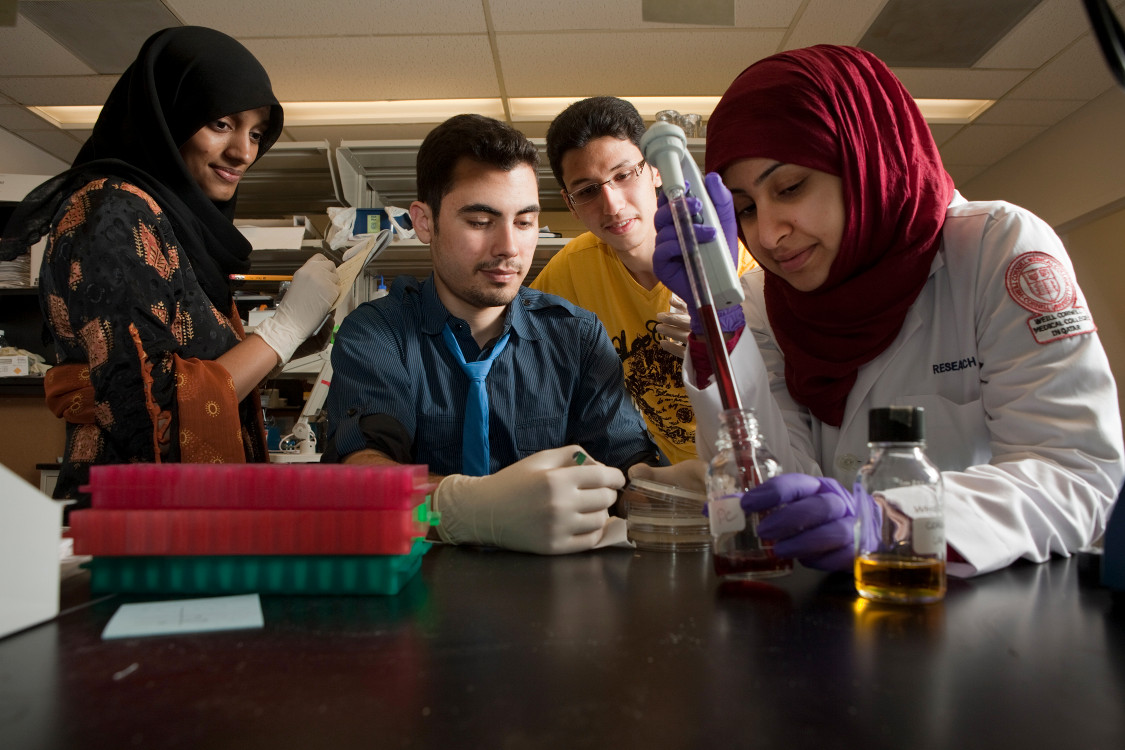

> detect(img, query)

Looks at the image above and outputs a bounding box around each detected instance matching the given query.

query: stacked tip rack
[71,463,438,596]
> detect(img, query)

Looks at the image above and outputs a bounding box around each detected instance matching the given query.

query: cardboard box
[0,462,64,639]
[236,217,317,251]
[0,355,30,377]
[237,225,306,251]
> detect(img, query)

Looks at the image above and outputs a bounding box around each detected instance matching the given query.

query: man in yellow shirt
[533,96,755,463]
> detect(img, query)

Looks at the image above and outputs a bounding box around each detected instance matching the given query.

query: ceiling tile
[784,0,888,49]
[891,67,1030,99]
[0,76,117,106]
[11,128,84,163]
[497,30,784,97]
[167,0,489,35]
[0,104,54,131]
[19,0,179,74]
[937,123,1045,166]
[926,123,965,146]
[1006,36,1120,100]
[0,14,95,76]
[244,36,499,100]
[488,0,802,31]
[1,0,1122,219]
[943,162,987,185]
[974,0,1091,68]
[974,97,1083,126]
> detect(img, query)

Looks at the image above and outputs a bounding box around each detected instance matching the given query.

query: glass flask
[706,409,792,579]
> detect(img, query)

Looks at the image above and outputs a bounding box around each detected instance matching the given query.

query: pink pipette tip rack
[73,463,439,595]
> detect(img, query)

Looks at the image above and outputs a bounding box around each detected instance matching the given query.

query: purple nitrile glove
[652,172,743,335]
[741,474,881,572]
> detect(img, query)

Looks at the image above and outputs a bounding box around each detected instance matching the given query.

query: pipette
[641,121,744,411]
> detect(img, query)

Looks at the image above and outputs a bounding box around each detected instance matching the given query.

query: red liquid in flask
[710,446,793,580]
[713,545,794,578]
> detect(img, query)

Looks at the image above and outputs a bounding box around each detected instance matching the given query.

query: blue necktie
[441,324,511,476]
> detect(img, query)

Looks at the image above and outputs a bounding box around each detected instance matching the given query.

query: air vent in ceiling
[859,0,1045,67]
[642,0,734,26]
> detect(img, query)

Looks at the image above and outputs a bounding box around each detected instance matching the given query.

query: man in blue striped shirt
[324,114,658,554]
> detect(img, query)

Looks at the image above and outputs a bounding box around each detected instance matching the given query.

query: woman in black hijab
[0,26,338,504]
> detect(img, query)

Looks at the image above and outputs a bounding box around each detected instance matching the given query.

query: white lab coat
[688,192,1124,577]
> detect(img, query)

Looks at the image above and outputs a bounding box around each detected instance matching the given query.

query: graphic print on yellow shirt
[610,317,694,461]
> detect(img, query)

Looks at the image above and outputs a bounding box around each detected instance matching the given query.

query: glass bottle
[706,409,792,579]
[854,406,946,604]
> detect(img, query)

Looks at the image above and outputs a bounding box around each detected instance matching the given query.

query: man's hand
[656,295,691,358]
[432,446,626,555]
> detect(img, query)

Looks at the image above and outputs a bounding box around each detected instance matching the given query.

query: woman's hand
[254,255,339,364]
[741,473,881,571]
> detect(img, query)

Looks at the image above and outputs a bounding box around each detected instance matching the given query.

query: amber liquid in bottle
[855,554,946,604]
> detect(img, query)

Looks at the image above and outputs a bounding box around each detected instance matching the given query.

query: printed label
[884,485,944,556]
[914,517,945,556]
[707,495,746,535]
[1025,307,1096,344]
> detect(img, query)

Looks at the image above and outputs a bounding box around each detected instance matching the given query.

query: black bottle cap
[868,406,925,442]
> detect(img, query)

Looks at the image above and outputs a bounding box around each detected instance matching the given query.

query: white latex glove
[628,459,707,493]
[432,445,626,555]
[254,255,339,364]
[655,294,691,359]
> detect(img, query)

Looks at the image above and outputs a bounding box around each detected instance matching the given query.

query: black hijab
[0,26,283,309]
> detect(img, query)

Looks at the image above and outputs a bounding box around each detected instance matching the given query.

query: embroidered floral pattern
[55,194,88,238]
[79,319,112,369]
[47,293,73,339]
[120,181,162,215]
[71,425,100,461]
[135,223,174,280]
[93,400,114,427]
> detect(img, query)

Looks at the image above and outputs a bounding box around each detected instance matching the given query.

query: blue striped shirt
[323,275,657,475]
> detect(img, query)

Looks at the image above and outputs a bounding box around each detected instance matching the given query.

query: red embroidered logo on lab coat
[1005,252,1095,344]
[1005,252,1074,314]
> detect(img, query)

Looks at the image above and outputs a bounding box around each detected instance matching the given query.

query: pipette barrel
[665,191,743,412]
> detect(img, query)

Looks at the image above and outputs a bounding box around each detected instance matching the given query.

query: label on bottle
[915,517,945,555]
[882,485,944,556]
[707,494,746,535]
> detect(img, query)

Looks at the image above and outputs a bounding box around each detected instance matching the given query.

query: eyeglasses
[565,160,648,206]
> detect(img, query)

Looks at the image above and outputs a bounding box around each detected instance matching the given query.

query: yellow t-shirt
[531,232,756,463]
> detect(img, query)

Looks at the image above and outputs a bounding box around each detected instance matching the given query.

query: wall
[961,88,1125,228]
[1061,207,1125,430]
[962,85,1125,432]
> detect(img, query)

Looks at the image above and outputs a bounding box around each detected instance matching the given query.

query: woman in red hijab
[650,45,1122,577]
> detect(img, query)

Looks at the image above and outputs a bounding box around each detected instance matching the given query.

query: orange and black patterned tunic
[40,177,267,505]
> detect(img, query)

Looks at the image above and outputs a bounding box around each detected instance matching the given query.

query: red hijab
[706,45,954,426]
